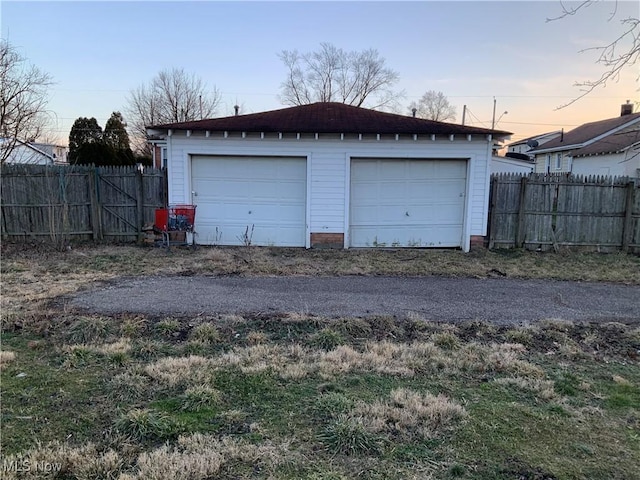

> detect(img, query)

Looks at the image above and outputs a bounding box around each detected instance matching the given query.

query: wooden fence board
[489,173,639,253]
[1,164,166,243]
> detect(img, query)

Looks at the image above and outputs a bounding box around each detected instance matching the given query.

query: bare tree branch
[0,40,53,164]
[548,1,639,109]
[125,68,221,154]
[409,91,457,122]
[278,43,400,110]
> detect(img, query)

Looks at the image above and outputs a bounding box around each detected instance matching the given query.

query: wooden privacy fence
[489,173,640,253]
[1,164,167,243]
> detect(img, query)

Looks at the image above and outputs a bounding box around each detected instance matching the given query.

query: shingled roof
[529,112,640,153]
[149,102,511,137]
[572,128,640,157]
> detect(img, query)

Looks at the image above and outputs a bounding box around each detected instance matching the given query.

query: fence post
[516,175,528,248]
[88,167,103,240]
[621,181,635,252]
[136,167,144,244]
[488,176,498,249]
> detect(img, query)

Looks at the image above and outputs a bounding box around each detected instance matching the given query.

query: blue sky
[1,0,638,145]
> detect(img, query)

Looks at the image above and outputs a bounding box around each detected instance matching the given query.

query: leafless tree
[0,40,53,164]
[547,1,639,109]
[126,68,221,153]
[279,43,401,110]
[409,90,457,122]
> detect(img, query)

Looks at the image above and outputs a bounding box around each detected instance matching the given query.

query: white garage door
[350,158,467,247]
[191,156,306,246]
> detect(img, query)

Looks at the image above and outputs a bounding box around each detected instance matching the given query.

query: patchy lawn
[1,244,639,479]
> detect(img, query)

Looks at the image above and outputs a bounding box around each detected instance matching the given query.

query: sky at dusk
[1,0,638,146]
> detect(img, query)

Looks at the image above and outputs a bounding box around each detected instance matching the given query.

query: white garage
[191,155,307,246]
[148,102,511,251]
[350,158,467,247]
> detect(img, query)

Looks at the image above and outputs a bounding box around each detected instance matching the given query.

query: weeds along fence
[489,173,640,253]
[1,164,167,245]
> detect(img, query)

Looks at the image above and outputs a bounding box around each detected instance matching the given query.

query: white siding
[535,150,640,177]
[310,151,346,233]
[491,156,534,174]
[165,132,493,249]
[3,143,53,165]
[572,152,640,177]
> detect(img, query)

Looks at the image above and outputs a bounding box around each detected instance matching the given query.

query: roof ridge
[148,102,512,137]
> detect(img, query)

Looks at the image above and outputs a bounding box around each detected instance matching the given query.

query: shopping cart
[154,204,197,248]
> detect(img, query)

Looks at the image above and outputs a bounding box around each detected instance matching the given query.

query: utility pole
[491,97,508,129]
[491,97,497,129]
[462,105,467,125]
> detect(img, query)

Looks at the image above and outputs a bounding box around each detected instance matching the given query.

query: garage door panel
[353,225,463,247]
[192,156,306,247]
[350,159,466,248]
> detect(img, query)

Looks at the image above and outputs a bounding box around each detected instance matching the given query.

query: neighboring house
[506,130,562,159]
[148,137,167,169]
[32,142,69,164]
[491,154,534,175]
[147,102,511,251]
[528,105,640,177]
[1,138,68,165]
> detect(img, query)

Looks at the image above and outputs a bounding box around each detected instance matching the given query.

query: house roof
[572,128,640,157]
[506,130,562,148]
[529,112,640,154]
[149,102,511,137]
[0,137,55,161]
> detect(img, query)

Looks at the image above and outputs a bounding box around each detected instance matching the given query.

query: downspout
[166,131,173,205]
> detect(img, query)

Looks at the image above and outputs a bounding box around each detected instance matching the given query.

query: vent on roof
[621,100,633,116]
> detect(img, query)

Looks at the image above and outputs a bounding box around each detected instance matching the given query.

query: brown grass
[201,339,542,381]
[144,355,212,387]
[355,388,467,439]
[0,350,16,369]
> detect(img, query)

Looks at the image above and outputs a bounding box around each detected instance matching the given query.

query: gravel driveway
[70,276,640,325]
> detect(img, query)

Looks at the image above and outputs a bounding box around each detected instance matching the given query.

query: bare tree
[279,43,401,110]
[0,40,53,164]
[547,1,639,108]
[126,68,221,153]
[409,91,457,122]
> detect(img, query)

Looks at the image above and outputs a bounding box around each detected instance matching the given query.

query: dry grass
[0,441,108,480]
[355,388,467,438]
[108,371,151,401]
[144,355,211,387]
[1,434,286,480]
[188,322,220,344]
[0,350,16,369]
[61,338,132,367]
[119,433,286,480]
[180,339,543,382]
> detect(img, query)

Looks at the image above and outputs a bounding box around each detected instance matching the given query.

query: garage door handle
[192,191,198,196]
